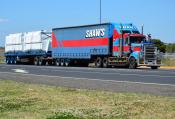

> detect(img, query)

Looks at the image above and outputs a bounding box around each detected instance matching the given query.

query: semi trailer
[5,23,161,69]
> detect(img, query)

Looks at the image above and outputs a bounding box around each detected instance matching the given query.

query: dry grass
[162,57,175,66]
[0,80,175,119]
[0,48,5,64]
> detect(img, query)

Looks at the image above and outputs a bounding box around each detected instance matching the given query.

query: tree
[151,39,166,53]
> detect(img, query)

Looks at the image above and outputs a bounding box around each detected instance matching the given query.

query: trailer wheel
[38,59,44,66]
[102,57,108,68]
[14,57,17,64]
[10,57,14,64]
[6,58,10,64]
[45,61,49,66]
[95,57,102,68]
[56,59,60,66]
[34,57,39,65]
[151,66,158,70]
[65,60,70,67]
[129,57,137,69]
[60,59,65,66]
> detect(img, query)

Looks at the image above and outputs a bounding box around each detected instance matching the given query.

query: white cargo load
[5,45,23,52]
[5,31,51,53]
[5,33,23,45]
[24,31,47,43]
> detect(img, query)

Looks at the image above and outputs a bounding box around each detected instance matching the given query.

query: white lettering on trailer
[85,28,105,38]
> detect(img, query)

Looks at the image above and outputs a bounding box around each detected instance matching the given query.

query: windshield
[130,36,145,44]
[122,30,140,34]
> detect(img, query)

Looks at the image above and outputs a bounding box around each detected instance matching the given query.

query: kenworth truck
[5,23,161,69]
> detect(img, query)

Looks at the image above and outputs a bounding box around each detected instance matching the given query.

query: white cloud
[0,18,9,23]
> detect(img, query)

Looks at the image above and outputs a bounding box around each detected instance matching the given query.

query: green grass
[0,80,175,119]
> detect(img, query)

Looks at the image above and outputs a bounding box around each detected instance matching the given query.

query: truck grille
[145,45,156,60]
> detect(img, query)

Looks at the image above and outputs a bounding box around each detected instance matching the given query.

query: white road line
[0,71,175,87]
[12,69,29,74]
[40,68,175,78]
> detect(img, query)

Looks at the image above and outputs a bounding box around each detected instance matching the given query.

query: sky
[0,0,175,46]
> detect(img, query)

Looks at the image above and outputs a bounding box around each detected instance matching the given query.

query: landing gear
[129,57,137,69]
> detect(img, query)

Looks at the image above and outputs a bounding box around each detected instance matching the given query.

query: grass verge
[0,80,175,119]
[162,57,175,66]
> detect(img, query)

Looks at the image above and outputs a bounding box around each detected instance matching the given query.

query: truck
[5,23,161,69]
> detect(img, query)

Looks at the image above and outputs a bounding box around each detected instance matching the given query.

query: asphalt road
[0,64,175,96]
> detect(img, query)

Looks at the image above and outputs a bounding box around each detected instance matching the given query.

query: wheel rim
[61,59,64,66]
[56,60,60,66]
[34,58,38,65]
[103,58,108,68]
[14,59,17,64]
[129,58,136,69]
[96,57,102,68]
[39,60,42,66]
[65,61,69,67]
[10,58,13,64]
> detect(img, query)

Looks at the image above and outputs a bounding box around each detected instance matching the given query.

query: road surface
[0,64,175,96]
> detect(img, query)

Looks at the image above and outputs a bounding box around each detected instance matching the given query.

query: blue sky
[0,0,175,46]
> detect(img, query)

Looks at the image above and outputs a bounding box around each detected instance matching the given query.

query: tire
[34,57,39,66]
[102,57,108,68]
[65,60,70,67]
[14,57,17,64]
[45,61,49,66]
[60,59,65,66]
[10,58,14,64]
[38,59,43,66]
[56,59,60,66]
[6,58,10,64]
[151,66,158,70]
[129,57,137,69]
[95,57,102,68]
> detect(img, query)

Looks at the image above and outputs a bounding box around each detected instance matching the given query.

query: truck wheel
[102,57,108,68]
[129,57,137,69]
[151,66,158,70]
[95,57,102,68]
[34,57,39,65]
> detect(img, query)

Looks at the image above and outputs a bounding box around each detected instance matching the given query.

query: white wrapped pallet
[24,31,44,43]
[24,43,42,51]
[5,33,23,45]
[5,45,22,52]
[5,45,12,52]
[23,31,51,52]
